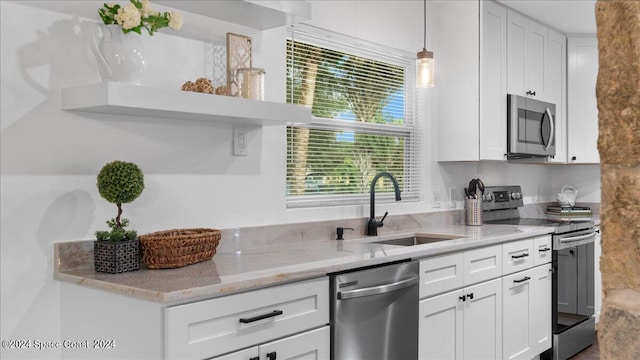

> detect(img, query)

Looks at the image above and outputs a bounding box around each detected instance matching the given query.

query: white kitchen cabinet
[166,277,329,359]
[214,327,330,360]
[502,264,552,360]
[502,238,534,275]
[533,235,553,266]
[60,277,328,360]
[436,0,507,161]
[419,278,502,360]
[546,29,568,163]
[568,37,600,164]
[507,9,549,101]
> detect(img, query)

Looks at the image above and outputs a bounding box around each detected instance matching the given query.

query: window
[286,24,420,207]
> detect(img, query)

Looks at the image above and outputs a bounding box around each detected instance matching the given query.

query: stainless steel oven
[550,228,596,360]
[507,94,556,159]
[482,185,595,360]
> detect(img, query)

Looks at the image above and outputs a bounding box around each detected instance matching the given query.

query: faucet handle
[378,212,389,227]
[336,227,354,240]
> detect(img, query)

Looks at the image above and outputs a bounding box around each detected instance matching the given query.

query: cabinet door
[502,269,533,360]
[260,327,329,360]
[507,10,528,97]
[463,278,502,360]
[546,29,567,163]
[480,0,507,160]
[212,347,259,360]
[419,289,464,360]
[568,37,600,163]
[533,235,552,266]
[463,245,502,286]
[526,20,548,100]
[420,252,464,298]
[503,239,534,275]
[530,264,552,355]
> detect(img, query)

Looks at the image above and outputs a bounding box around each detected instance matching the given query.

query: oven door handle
[559,232,596,243]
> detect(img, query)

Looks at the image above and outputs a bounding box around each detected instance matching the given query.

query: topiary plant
[95,160,144,242]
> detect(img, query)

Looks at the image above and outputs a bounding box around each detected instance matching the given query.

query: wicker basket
[139,228,221,269]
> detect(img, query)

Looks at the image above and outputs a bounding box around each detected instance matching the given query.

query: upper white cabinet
[568,37,600,164]
[547,29,568,163]
[436,0,507,161]
[507,10,549,101]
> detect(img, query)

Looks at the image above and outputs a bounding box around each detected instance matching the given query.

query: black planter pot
[94,239,140,274]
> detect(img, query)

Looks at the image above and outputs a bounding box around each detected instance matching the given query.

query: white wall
[0,1,601,359]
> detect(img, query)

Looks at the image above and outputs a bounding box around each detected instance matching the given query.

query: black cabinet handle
[511,253,529,259]
[572,156,577,161]
[514,276,531,283]
[239,310,283,324]
[467,293,474,300]
[538,247,551,252]
[250,357,259,360]
[526,90,537,96]
[459,295,466,302]
[266,352,277,360]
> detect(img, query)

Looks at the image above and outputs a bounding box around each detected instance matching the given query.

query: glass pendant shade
[416,49,434,88]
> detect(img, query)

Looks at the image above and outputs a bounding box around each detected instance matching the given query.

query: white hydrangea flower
[115,3,141,30]
[141,0,156,18]
[168,11,183,31]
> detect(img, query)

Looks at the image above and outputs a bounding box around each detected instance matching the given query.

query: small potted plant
[94,160,145,273]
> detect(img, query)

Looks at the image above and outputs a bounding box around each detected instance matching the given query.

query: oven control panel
[482,185,524,211]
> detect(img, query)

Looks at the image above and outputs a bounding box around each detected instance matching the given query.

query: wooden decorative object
[226,33,252,97]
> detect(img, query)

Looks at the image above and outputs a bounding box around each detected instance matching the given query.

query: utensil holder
[465,198,483,226]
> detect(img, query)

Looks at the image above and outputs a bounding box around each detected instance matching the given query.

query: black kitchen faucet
[367,172,401,236]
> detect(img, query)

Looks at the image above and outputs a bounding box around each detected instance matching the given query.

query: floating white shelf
[22,1,311,44]
[61,82,312,127]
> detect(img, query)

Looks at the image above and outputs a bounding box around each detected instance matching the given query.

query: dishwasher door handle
[337,275,420,300]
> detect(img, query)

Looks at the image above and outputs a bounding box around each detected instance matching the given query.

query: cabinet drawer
[165,277,329,360]
[420,252,464,298]
[533,235,552,266]
[503,239,534,275]
[463,245,502,285]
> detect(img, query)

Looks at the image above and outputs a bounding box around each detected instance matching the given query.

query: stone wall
[595,1,640,358]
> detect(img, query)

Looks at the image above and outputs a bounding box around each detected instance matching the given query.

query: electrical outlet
[432,190,441,208]
[233,127,248,156]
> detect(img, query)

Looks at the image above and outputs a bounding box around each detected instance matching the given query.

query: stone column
[595,1,640,359]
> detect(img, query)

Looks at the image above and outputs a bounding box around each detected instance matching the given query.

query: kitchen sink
[372,234,464,246]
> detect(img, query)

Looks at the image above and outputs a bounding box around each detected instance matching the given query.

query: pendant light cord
[423,0,426,50]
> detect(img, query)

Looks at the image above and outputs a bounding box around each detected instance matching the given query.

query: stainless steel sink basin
[372,234,464,246]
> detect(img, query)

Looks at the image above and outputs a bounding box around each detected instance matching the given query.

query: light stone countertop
[54,223,555,304]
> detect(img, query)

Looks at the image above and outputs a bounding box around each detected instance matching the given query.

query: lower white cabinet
[418,236,552,360]
[502,264,552,360]
[166,277,329,359]
[419,278,503,360]
[213,327,330,360]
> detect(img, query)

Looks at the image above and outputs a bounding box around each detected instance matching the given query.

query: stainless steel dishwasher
[330,260,419,360]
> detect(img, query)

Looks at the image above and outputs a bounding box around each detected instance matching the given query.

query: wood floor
[571,334,600,360]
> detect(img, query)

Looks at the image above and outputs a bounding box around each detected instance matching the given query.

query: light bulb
[416,49,434,88]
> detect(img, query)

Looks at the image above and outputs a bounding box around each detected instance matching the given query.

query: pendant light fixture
[416,0,434,88]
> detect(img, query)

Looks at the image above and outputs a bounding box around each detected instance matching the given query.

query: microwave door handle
[544,107,554,151]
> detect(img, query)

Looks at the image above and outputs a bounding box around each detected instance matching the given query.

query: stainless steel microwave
[507,94,556,159]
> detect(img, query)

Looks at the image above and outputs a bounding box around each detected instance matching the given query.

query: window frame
[286,24,421,208]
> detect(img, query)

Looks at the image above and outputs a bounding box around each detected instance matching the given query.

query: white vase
[92,24,146,85]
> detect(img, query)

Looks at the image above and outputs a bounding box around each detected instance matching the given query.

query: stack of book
[546,205,592,220]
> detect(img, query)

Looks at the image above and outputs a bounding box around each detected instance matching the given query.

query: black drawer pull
[511,253,529,259]
[459,295,466,302]
[538,247,551,252]
[239,310,283,324]
[266,352,277,360]
[514,276,531,283]
[250,357,259,360]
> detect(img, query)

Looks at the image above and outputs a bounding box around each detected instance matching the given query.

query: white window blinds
[286,24,421,207]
